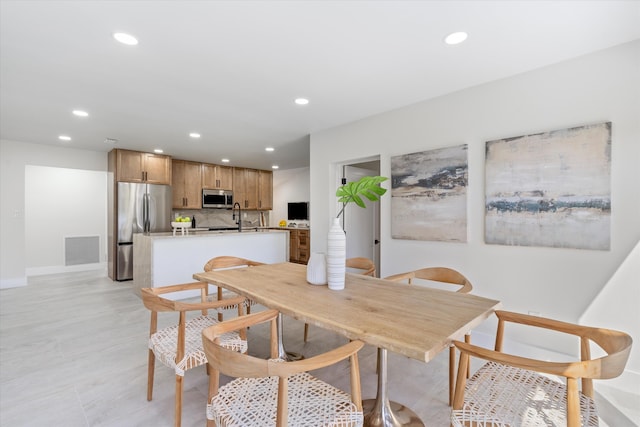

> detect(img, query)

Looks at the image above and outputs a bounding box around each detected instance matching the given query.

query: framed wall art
[485,122,611,250]
[391,144,468,242]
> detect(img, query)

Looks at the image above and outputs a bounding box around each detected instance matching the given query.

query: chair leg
[449,333,471,406]
[175,374,183,427]
[465,333,471,378]
[449,345,455,407]
[303,323,309,342]
[147,349,155,401]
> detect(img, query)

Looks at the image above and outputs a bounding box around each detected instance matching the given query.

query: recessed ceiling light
[72,110,89,117]
[444,32,468,45]
[271,165,279,169]
[189,132,201,138]
[221,158,230,163]
[113,32,138,46]
[294,98,309,105]
[154,149,163,154]
[265,147,275,152]
[58,135,71,141]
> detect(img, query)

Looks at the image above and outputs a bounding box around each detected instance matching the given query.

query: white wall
[0,140,107,287]
[309,41,640,384]
[271,166,310,227]
[25,165,107,275]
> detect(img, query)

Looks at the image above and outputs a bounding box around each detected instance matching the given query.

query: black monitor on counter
[287,202,309,221]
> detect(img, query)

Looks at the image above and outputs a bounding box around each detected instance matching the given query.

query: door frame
[335,156,381,276]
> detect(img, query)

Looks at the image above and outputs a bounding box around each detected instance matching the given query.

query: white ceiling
[1,1,639,170]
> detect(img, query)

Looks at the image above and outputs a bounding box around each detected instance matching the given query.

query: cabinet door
[203,164,234,190]
[297,230,309,263]
[116,150,145,182]
[233,168,247,209]
[217,165,233,190]
[172,160,201,208]
[289,230,299,262]
[244,168,259,210]
[202,163,217,189]
[233,168,259,210]
[172,160,186,208]
[182,161,201,208]
[143,153,172,184]
[258,170,273,210]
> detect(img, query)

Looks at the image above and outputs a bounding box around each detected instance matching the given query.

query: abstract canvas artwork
[391,144,468,242]
[485,122,611,250]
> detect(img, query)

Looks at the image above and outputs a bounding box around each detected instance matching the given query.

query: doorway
[339,158,381,276]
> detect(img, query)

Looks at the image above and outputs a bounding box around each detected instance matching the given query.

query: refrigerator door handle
[143,193,150,232]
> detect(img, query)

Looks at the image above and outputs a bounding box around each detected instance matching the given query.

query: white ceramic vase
[306,252,327,285]
[326,218,346,290]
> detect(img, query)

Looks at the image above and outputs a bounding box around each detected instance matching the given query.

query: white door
[342,164,380,274]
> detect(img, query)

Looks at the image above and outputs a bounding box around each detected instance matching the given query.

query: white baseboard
[25,262,107,277]
[0,276,28,289]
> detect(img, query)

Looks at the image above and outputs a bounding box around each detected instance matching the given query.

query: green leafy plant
[336,175,388,218]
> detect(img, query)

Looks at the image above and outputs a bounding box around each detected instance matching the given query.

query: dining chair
[384,267,472,406]
[451,310,632,427]
[203,256,264,321]
[141,282,248,427]
[303,256,376,343]
[202,308,365,427]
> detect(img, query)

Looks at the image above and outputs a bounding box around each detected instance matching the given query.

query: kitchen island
[133,229,289,297]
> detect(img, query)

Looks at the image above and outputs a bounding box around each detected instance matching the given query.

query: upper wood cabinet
[202,163,233,190]
[115,149,172,184]
[172,160,202,209]
[258,170,273,210]
[233,167,259,210]
[233,168,273,210]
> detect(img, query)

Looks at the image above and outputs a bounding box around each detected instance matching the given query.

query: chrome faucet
[232,202,242,232]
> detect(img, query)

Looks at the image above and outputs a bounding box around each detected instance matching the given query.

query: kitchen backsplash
[173,209,268,229]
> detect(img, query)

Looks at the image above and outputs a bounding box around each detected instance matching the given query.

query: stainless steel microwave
[202,189,233,208]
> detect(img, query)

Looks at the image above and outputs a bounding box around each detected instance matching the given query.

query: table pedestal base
[276,313,303,361]
[363,348,425,427]
[363,399,424,427]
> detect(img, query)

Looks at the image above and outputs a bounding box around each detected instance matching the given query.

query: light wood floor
[0,271,636,426]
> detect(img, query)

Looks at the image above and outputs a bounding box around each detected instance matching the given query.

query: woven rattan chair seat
[149,315,247,376]
[207,371,363,426]
[451,361,599,427]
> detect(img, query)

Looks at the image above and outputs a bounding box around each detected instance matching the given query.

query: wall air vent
[65,236,100,266]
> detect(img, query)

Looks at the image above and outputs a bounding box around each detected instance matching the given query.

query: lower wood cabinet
[289,229,310,264]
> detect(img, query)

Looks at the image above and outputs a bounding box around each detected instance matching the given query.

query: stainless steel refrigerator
[116,182,172,281]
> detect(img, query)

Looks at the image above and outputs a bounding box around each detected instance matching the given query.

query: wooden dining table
[194,262,501,427]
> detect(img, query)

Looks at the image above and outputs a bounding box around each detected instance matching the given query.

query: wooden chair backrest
[202,309,364,427]
[385,267,472,294]
[346,257,376,277]
[204,255,265,271]
[452,310,633,427]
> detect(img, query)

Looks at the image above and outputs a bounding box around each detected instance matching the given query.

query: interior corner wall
[271,167,310,227]
[0,139,107,288]
[309,41,640,354]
